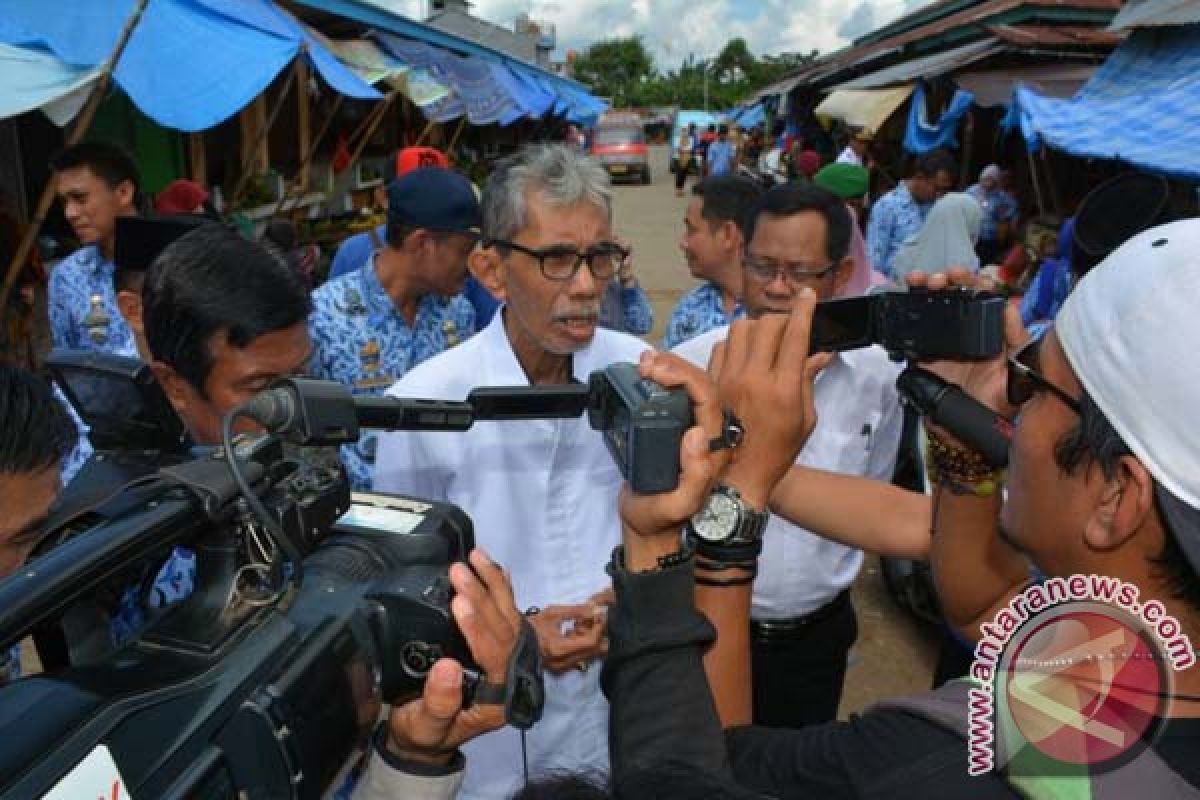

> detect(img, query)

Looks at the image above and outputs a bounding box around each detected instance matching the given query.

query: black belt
[751,590,851,639]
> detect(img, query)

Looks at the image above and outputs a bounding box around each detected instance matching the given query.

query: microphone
[237,378,477,446]
[896,367,1012,467]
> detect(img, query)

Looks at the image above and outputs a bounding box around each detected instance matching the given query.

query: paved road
[610,145,940,718]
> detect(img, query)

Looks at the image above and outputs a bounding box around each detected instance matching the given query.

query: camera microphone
[896,367,1012,467]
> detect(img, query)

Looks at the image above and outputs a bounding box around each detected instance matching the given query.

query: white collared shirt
[673,326,904,619]
[374,310,649,799]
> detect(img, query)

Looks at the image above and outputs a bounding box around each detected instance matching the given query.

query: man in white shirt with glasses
[674,182,904,730]
[374,143,647,798]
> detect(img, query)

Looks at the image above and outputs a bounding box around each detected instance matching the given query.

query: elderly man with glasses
[672,182,905,730]
[373,143,648,799]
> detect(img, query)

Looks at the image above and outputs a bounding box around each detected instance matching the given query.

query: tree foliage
[572,35,819,110]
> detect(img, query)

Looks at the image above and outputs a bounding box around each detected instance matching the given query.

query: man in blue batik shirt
[866,149,957,279]
[47,142,141,358]
[308,168,481,490]
[662,176,762,349]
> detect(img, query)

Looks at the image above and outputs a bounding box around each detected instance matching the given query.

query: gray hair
[482,143,612,241]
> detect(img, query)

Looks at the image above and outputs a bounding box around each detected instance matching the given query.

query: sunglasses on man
[1006,331,1081,414]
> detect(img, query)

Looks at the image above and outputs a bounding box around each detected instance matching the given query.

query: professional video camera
[1,355,703,798]
[0,374,555,799]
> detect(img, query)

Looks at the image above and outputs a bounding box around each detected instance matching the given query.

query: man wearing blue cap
[308,167,481,489]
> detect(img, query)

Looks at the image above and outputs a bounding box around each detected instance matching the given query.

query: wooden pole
[412,116,437,148]
[1040,146,1062,217]
[189,132,207,187]
[345,92,398,168]
[0,0,150,324]
[295,60,312,192]
[264,92,344,221]
[446,117,468,153]
[1026,145,1046,218]
[228,65,299,209]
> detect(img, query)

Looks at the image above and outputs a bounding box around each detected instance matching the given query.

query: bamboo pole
[0,0,150,325]
[1026,146,1047,218]
[295,60,311,192]
[446,117,468,153]
[263,93,344,221]
[228,65,299,210]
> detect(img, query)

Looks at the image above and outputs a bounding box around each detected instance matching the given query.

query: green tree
[571,36,657,109]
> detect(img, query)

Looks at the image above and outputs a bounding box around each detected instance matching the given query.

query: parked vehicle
[591,125,651,184]
[669,110,721,175]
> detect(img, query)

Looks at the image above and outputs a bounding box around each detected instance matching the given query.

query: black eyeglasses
[1006,335,1081,414]
[744,254,838,284]
[485,238,629,282]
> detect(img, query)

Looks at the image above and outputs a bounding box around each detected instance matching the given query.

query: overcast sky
[379,0,932,68]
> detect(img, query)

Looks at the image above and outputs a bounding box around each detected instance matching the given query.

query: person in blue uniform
[47,142,142,357]
[308,168,481,489]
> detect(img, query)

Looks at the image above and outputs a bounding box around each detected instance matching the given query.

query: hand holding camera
[903,268,1030,446]
[383,549,522,766]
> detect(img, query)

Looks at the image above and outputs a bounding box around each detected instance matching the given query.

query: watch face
[691,491,740,542]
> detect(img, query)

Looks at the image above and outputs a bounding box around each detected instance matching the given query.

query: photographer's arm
[770,469,932,559]
[906,269,1034,640]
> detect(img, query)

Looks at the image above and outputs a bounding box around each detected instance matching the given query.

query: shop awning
[814,85,914,135]
[0,42,100,125]
[956,63,1097,107]
[293,0,605,126]
[0,0,380,132]
[1011,25,1200,180]
[834,39,1003,90]
[321,35,453,110]
[1109,0,1200,31]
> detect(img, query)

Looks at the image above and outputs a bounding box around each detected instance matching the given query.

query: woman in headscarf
[813,163,889,296]
[891,192,983,280]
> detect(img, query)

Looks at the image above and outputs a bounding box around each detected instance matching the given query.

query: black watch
[685,484,768,553]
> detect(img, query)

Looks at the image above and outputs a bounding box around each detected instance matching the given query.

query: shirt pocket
[804,407,885,478]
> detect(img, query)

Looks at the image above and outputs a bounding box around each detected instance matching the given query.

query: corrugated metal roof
[757,0,1120,96]
[987,23,1122,45]
[834,38,1003,89]
[1108,0,1200,31]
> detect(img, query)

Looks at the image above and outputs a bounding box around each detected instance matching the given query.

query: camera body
[588,363,694,494]
[811,289,1006,360]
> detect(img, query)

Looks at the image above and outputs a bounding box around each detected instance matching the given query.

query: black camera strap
[470,617,544,731]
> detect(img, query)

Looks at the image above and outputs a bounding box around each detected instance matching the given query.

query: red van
[591,126,651,184]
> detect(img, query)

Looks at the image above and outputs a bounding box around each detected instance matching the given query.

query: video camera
[0,366,562,799]
[0,355,699,798]
[811,288,1006,361]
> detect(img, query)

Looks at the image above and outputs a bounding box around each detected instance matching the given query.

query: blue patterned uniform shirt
[308,256,476,489]
[866,183,931,279]
[47,245,137,356]
[966,185,1018,243]
[600,281,654,335]
[662,281,743,350]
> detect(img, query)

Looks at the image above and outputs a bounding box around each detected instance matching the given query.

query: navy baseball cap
[387,167,481,235]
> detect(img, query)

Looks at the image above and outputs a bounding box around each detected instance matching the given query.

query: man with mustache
[374,143,647,798]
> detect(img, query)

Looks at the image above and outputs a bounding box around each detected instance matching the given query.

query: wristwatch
[686,484,769,553]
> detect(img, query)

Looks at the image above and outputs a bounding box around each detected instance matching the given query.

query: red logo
[1002,604,1168,769]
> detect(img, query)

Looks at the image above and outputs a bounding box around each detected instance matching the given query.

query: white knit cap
[1057,219,1200,570]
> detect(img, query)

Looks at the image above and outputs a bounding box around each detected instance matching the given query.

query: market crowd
[0,132,1197,800]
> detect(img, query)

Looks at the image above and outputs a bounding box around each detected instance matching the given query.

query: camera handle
[895,367,1012,467]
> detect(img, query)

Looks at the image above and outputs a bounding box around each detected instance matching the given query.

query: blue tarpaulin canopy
[293,0,606,126]
[1010,25,1200,181]
[0,0,380,132]
[0,42,100,125]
